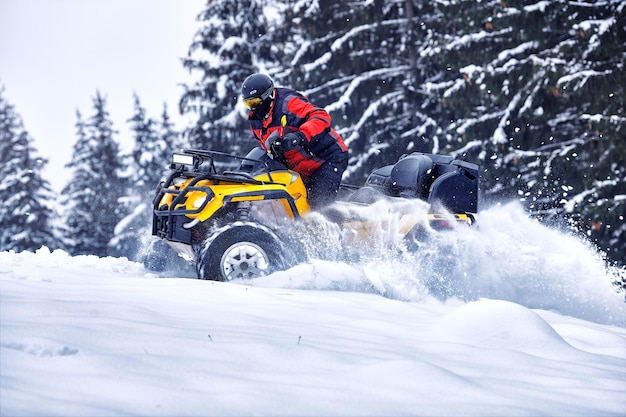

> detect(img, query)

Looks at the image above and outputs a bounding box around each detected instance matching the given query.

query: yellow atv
[148,147,478,281]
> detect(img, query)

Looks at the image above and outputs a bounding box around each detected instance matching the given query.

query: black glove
[280,132,304,151]
[269,139,283,160]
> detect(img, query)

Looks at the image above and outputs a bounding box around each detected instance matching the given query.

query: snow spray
[280,199,625,326]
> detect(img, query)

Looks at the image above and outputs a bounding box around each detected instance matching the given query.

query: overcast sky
[0,0,204,192]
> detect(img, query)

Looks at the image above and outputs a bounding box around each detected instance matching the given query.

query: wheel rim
[220,241,270,280]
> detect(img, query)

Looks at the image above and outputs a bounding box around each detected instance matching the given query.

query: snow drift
[1,202,624,416]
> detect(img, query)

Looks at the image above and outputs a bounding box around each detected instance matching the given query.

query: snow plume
[253,200,625,326]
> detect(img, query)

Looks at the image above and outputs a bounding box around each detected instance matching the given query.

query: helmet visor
[243,96,263,110]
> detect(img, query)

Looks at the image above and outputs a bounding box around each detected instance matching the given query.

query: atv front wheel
[196,222,289,281]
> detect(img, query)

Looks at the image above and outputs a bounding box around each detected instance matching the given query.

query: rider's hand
[281,132,304,151]
[269,139,283,159]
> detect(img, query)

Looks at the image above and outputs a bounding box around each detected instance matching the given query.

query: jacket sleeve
[285,95,331,145]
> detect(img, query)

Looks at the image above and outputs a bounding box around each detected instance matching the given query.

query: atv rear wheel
[196,222,289,281]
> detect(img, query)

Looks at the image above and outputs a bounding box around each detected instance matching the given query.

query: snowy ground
[1,203,625,416]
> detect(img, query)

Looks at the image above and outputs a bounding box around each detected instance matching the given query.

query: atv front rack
[170,148,286,181]
[151,148,306,244]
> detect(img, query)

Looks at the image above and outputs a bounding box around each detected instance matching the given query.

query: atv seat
[364,152,478,213]
[365,153,435,199]
[390,154,434,199]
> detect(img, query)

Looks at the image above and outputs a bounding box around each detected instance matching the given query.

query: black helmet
[241,73,274,118]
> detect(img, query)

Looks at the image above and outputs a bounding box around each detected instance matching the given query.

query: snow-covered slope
[1,203,625,416]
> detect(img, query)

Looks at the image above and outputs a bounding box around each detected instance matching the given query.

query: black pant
[305,160,348,209]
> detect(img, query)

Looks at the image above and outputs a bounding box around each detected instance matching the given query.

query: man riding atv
[146,76,478,281]
[241,73,349,208]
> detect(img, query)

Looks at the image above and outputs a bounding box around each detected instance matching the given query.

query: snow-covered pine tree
[156,103,183,171]
[176,0,625,265]
[126,93,160,192]
[108,94,156,259]
[178,0,443,180]
[560,2,626,263]
[179,0,288,153]
[272,0,447,184]
[61,92,125,257]
[124,97,181,196]
[0,87,58,252]
[417,0,625,264]
[109,97,181,261]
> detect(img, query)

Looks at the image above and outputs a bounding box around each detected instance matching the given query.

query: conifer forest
[1,0,624,271]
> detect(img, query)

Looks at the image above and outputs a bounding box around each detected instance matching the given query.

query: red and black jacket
[248,87,348,179]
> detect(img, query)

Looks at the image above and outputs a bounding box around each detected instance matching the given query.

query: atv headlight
[192,196,206,209]
[189,189,214,210]
[172,153,195,166]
